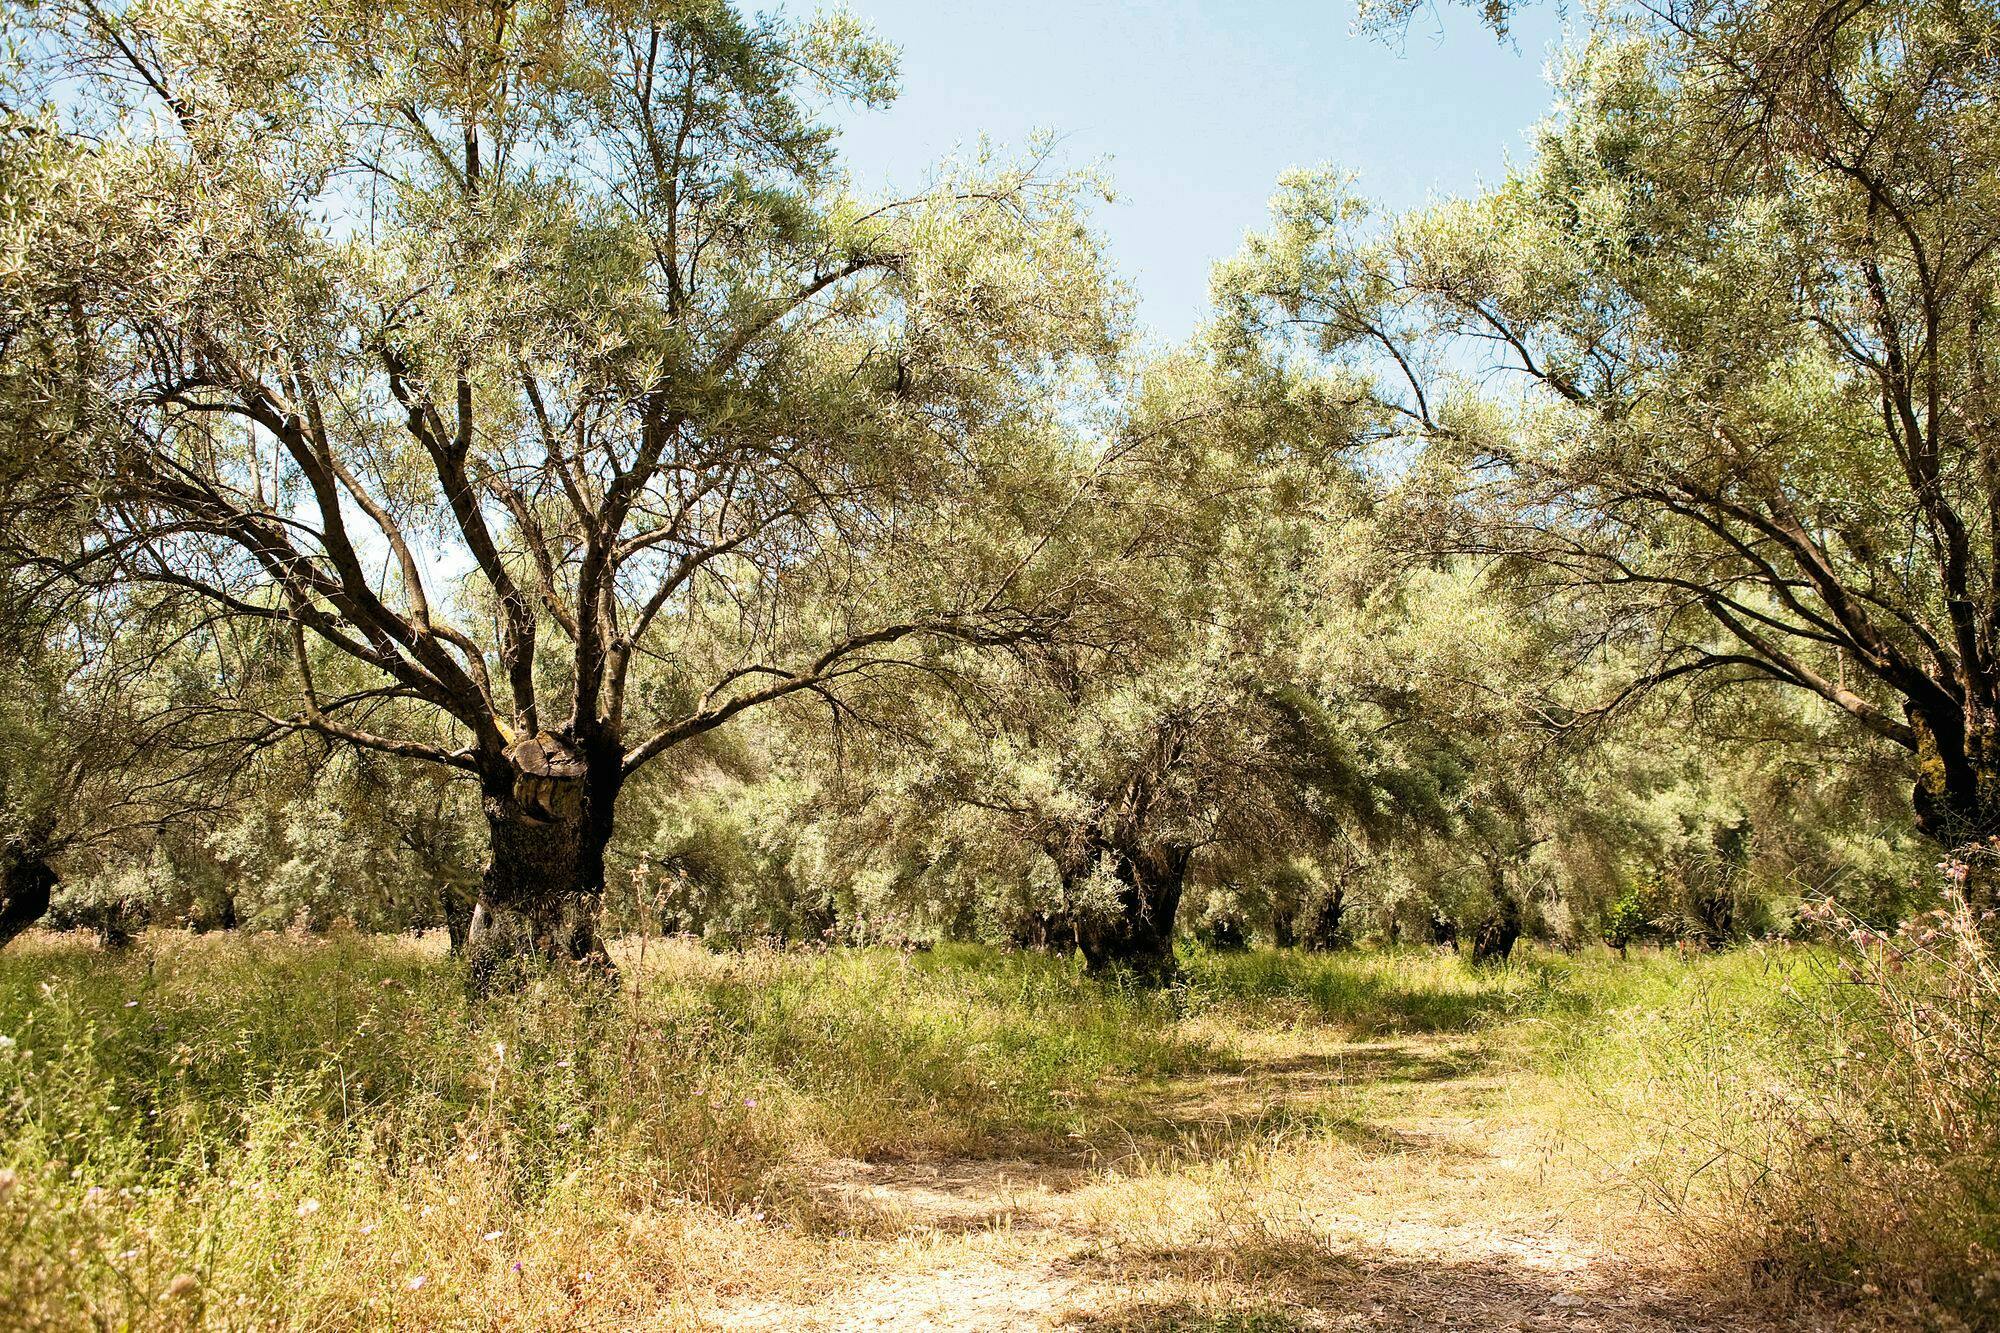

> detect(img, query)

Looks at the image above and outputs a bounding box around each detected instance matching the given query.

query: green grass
[1182,942,1583,1032]
[0,930,1974,1330]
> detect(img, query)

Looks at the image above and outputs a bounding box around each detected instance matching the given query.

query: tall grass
[1537,926,2000,1328]
[0,932,1211,1329]
[1182,943,1578,1032]
[1750,893,2000,1322]
[6,928,1986,1329]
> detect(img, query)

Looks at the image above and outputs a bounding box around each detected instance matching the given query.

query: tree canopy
[0,0,1972,967]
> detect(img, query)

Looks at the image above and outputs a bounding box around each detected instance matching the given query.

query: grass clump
[1535,929,2000,1328]
[0,931,1211,1329]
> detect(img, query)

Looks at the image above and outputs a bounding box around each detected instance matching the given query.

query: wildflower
[512,1261,523,1273]
[493,1041,506,1059]
[0,1034,15,1054]
[483,1230,504,1241]
[407,1274,427,1292]
[117,1249,138,1262]
[359,1222,377,1236]
[744,1097,756,1108]
[123,1000,138,1009]
[298,1198,320,1217]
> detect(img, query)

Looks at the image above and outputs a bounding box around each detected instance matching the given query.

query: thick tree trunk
[1472,892,1521,965]
[0,836,56,950]
[463,736,620,989]
[1300,884,1347,952]
[1070,841,1189,984]
[1910,705,2000,854]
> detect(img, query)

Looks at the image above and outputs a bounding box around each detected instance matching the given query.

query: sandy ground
[701,1028,1851,1333]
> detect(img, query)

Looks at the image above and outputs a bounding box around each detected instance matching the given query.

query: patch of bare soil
[702,1033,1861,1332]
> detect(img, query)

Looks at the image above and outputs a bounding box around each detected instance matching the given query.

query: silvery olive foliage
[0,0,1957,957]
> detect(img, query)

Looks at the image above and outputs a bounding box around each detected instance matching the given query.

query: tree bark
[1910,704,2000,855]
[1070,840,1189,984]
[0,835,56,950]
[1471,892,1521,965]
[462,738,620,989]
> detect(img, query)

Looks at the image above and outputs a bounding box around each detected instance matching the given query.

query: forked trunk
[463,734,621,989]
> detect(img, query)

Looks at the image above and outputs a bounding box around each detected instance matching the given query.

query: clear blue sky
[826,1,1567,345]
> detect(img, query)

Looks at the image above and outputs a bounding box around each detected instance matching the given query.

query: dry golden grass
[0,931,1959,1330]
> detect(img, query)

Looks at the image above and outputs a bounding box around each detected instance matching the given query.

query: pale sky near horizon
[824,1,1569,346]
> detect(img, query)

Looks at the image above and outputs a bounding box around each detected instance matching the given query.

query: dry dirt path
[703,1028,1837,1333]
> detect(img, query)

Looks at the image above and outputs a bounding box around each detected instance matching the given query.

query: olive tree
[1221,0,2000,853]
[0,0,1121,966]
[784,351,1384,977]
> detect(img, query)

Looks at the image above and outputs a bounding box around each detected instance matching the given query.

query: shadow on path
[712,1032,1857,1332]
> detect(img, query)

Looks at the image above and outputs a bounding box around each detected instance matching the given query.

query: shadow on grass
[787,1033,1498,1238]
[1075,1036,1497,1165]
[1182,947,1584,1036]
[1059,1239,1794,1333]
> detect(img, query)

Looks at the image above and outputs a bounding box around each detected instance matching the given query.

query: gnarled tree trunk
[463,734,620,989]
[0,828,57,950]
[1066,839,1190,984]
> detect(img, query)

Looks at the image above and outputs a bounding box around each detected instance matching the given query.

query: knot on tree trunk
[504,733,589,825]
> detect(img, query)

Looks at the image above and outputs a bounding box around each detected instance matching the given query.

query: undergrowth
[1,929,1989,1329]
